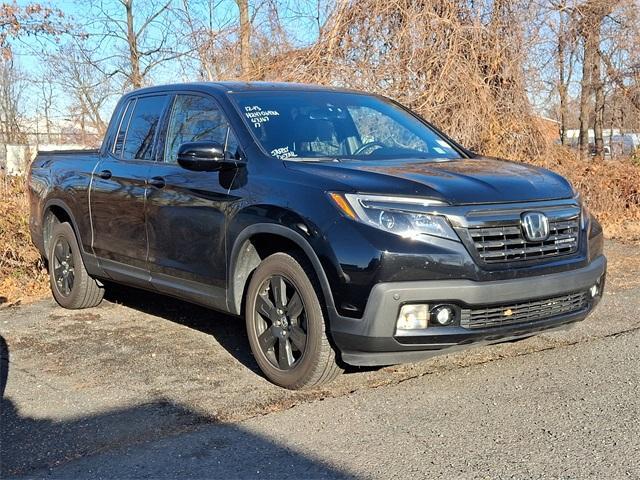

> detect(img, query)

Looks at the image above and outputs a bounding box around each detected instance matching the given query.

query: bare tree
[84,0,185,88]
[123,0,143,87]
[37,76,54,143]
[47,42,115,137]
[550,1,579,145]
[175,0,275,81]
[173,0,238,81]
[0,3,70,145]
[0,58,25,143]
[4,0,639,161]
[576,0,616,158]
[0,2,66,59]
[236,0,251,79]
[252,0,546,158]
[599,0,640,133]
[592,49,605,159]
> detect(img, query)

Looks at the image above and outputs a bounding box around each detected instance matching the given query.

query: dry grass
[0,175,48,306]
[0,146,638,305]
[255,0,548,159]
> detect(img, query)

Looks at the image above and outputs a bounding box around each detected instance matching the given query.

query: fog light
[589,284,599,298]
[396,304,429,330]
[431,305,455,326]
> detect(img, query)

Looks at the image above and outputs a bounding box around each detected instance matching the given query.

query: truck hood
[284,156,574,205]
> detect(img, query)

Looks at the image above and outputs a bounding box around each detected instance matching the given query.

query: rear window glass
[121,95,168,160]
[113,99,135,157]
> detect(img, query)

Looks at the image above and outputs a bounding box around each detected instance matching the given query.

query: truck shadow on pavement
[0,335,7,398]
[0,334,353,479]
[101,282,372,376]
[103,282,263,375]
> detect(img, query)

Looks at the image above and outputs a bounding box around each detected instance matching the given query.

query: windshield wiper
[285,156,341,163]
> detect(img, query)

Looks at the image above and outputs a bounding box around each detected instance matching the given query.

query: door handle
[97,169,112,180]
[148,176,166,189]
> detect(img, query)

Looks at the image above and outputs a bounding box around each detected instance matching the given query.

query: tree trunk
[80,113,87,145]
[42,82,53,143]
[557,29,568,145]
[43,102,51,144]
[124,0,142,88]
[577,0,617,159]
[578,33,595,159]
[593,50,605,161]
[0,59,23,143]
[80,91,107,136]
[236,0,251,79]
[555,5,573,146]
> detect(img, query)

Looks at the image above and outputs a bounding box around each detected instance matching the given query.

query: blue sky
[11,0,326,124]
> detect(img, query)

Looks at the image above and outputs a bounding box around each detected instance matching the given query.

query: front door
[90,94,169,286]
[145,93,243,309]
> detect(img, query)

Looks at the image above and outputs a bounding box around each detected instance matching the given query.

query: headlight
[580,202,590,230]
[328,193,459,242]
[574,191,589,230]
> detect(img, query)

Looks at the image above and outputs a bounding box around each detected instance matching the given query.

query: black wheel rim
[254,275,308,370]
[52,237,75,296]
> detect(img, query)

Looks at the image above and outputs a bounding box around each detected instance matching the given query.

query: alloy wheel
[254,275,308,370]
[52,237,75,296]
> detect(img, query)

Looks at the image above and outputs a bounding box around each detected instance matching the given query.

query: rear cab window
[112,95,169,160]
[112,99,135,157]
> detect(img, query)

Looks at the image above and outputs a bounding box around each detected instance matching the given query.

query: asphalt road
[1,240,639,479]
[16,327,640,480]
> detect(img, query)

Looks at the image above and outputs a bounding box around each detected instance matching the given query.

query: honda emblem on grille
[521,211,550,241]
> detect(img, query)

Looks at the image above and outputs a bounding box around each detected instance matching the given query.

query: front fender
[226,218,338,317]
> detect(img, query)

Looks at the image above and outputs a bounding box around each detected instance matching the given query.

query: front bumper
[330,255,606,366]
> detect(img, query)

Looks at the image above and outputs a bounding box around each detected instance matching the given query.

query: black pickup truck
[29,82,606,389]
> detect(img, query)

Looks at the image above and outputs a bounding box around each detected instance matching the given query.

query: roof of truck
[122,81,361,97]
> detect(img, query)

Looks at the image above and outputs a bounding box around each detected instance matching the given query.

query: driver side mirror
[177,141,226,171]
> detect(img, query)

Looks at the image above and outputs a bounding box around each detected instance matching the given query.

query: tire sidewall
[49,222,84,307]
[246,253,325,389]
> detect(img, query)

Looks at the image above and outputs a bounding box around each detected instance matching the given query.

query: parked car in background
[29,82,606,389]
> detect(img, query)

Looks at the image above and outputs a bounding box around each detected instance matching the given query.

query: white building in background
[0,143,93,176]
[564,129,640,156]
[0,144,34,176]
[565,129,621,141]
[1,115,99,176]
[19,115,102,147]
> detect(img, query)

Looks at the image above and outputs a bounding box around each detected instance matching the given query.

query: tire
[245,252,342,389]
[48,222,104,309]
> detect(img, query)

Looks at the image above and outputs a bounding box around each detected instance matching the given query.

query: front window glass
[164,94,237,163]
[232,91,460,160]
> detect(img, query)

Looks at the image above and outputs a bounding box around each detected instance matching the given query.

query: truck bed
[37,149,100,156]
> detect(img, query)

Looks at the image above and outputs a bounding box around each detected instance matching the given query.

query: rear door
[90,94,169,286]
[145,93,244,310]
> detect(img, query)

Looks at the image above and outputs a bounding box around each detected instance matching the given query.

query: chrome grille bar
[467,217,580,264]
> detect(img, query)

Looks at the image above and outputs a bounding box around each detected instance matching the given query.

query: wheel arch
[227,223,336,316]
[42,199,84,260]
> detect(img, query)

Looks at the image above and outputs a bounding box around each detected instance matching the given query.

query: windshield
[231,91,461,161]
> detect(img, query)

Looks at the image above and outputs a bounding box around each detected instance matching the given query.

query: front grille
[460,291,588,329]
[467,218,579,264]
